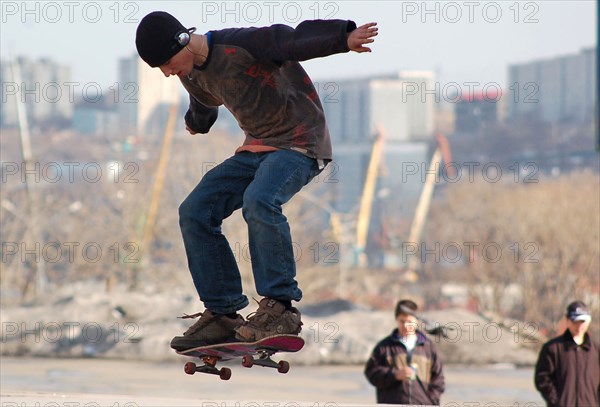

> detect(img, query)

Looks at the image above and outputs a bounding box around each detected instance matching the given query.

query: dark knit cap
[135,11,189,67]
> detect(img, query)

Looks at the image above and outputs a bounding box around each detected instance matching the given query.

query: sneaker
[170,310,244,351]
[235,298,302,342]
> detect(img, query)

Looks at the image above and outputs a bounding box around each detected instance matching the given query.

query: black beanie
[136,11,189,68]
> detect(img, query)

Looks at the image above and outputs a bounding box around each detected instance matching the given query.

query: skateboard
[176,334,305,380]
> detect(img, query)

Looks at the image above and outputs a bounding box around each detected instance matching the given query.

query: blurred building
[454,90,499,133]
[507,47,596,124]
[435,102,456,136]
[330,142,429,214]
[73,105,119,137]
[321,71,435,216]
[0,57,72,128]
[72,86,120,137]
[323,70,436,144]
[118,54,180,137]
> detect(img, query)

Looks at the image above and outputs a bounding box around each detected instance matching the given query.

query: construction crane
[118,103,179,290]
[405,133,453,280]
[354,126,387,267]
[10,57,47,297]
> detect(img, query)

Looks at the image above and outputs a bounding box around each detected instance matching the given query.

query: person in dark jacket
[365,299,445,405]
[135,11,378,349]
[535,301,600,407]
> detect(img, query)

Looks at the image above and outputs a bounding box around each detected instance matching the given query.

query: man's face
[159,48,193,78]
[567,318,590,338]
[396,313,418,337]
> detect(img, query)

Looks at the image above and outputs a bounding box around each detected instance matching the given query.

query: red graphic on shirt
[292,124,309,147]
[245,63,277,89]
[225,48,237,55]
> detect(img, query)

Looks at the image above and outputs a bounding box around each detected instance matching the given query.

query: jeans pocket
[305,158,325,185]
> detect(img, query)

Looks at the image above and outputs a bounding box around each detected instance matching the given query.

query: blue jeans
[179,150,322,315]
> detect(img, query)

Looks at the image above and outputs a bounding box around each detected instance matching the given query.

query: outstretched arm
[215,20,377,63]
[347,22,378,53]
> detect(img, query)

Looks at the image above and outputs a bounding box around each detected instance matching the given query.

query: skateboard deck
[176,334,305,380]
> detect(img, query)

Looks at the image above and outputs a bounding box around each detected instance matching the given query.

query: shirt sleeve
[534,343,559,406]
[364,344,398,390]
[184,95,219,134]
[427,343,445,405]
[214,19,357,63]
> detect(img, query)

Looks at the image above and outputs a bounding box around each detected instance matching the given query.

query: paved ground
[1,357,543,406]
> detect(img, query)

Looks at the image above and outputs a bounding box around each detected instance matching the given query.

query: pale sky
[0,1,596,90]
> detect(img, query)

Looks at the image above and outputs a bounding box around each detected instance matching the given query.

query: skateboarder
[135,11,378,350]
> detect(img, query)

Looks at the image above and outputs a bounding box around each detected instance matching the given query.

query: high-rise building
[507,47,596,124]
[73,105,119,137]
[322,70,436,144]
[397,71,436,140]
[0,57,72,128]
[454,91,499,133]
[118,54,180,137]
[320,71,435,215]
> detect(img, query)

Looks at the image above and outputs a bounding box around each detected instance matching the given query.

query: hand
[347,22,378,53]
[185,125,197,135]
[393,366,415,381]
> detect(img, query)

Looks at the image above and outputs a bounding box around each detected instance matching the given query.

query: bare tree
[425,170,600,337]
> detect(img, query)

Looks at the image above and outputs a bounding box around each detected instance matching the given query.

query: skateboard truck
[242,348,290,373]
[177,334,303,380]
[184,356,232,380]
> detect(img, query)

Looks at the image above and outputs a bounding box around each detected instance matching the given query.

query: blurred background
[1,1,598,404]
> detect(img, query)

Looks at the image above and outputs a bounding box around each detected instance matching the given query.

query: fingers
[349,22,378,53]
[358,22,378,38]
[360,22,378,29]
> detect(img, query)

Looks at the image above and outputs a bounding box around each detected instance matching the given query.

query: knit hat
[135,11,193,67]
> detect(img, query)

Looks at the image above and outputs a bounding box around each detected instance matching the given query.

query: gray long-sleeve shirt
[181,19,357,160]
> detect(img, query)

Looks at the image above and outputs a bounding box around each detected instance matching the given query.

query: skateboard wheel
[184,362,197,375]
[242,355,254,368]
[219,367,232,380]
[277,360,290,374]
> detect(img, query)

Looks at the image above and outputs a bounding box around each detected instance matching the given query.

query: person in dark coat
[365,299,445,405]
[535,301,600,407]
